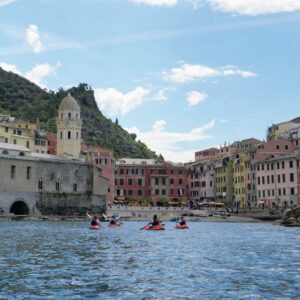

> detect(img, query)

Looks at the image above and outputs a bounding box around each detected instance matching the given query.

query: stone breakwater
[274,207,300,227]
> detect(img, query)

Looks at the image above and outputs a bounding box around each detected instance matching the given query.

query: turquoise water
[0,221,299,299]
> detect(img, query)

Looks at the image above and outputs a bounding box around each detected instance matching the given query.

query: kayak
[107,223,121,228]
[143,225,165,231]
[89,225,100,230]
[175,224,189,229]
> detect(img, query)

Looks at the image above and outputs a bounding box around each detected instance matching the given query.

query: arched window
[2,150,8,155]
[61,113,63,120]
[76,132,79,140]
[68,113,71,119]
[68,131,71,139]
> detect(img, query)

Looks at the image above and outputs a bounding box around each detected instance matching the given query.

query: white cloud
[25,63,60,88]
[126,119,216,162]
[0,62,20,74]
[210,0,300,16]
[187,91,208,106]
[0,0,16,7]
[94,87,150,116]
[154,89,167,101]
[164,63,256,83]
[131,0,177,7]
[26,24,43,53]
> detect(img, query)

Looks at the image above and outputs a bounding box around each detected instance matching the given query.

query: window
[68,113,71,119]
[26,167,31,180]
[277,162,280,170]
[137,190,142,196]
[290,173,294,182]
[170,178,174,184]
[13,139,17,144]
[155,178,159,185]
[5,127,8,132]
[38,180,43,189]
[162,189,166,195]
[276,144,280,150]
[60,131,63,139]
[282,161,285,169]
[76,132,79,140]
[5,138,8,143]
[19,152,25,156]
[11,165,16,179]
[128,190,132,196]
[162,178,166,185]
[120,178,124,185]
[76,113,78,119]
[291,188,295,195]
[68,131,71,139]
[285,144,289,150]
[282,174,285,183]
[179,179,183,185]
[73,183,77,192]
[55,181,60,191]
[257,177,261,185]
[289,161,293,168]
[138,179,143,186]
[26,141,30,148]
[120,169,124,175]
[155,189,159,195]
[277,175,281,183]
[128,178,133,185]
[61,113,63,119]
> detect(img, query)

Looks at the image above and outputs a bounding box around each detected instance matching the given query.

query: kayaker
[91,216,100,226]
[178,216,186,226]
[109,215,117,225]
[148,214,160,227]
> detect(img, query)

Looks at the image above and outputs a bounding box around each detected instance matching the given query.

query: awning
[257,200,266,205]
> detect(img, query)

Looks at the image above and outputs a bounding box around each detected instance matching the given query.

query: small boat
[107,223,122,228]
[143,224,165,231]
[89,225,100,230]
[175,224,189,229]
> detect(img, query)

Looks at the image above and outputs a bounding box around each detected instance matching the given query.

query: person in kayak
[178,216,186,226]
[109,215,117,225]
[91,216,100,226]
[148,214,160,227]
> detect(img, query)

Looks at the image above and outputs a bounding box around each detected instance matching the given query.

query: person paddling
[148,214,160,227]
[91,215,100,226]
[178,216,186,226]
[109,215,117,225]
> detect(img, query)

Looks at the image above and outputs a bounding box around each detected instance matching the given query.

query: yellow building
[215,157,234,206]
[0,115,37,151]
[267,117,300,141]
[233,153,247,208]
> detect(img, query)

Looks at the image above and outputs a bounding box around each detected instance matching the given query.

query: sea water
[0,221,299,299]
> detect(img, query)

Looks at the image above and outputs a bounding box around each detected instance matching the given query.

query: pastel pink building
[47,132,57,155]
[255,154,298,208]
[187,160,215,206]
[84,145,115,204]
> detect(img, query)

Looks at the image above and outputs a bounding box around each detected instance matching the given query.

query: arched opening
[10,201,29,215]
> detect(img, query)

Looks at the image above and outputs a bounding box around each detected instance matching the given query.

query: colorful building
[114,159,188,206]
[187,160,215,206]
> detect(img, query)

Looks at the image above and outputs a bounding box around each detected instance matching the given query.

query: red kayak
[175,224,189,229]
[108,223,121,228]
[143,225,165,231]
[89,225,100,230]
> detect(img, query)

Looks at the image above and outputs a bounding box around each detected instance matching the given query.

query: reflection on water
[0,221,300,299]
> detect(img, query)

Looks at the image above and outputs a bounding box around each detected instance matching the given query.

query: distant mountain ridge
[0,67,158,159]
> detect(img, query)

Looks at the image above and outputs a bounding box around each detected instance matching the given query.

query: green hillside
[0,67,158,158]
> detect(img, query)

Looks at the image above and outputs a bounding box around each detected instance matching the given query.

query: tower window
[61,113,63,120]
[73,183,77,192]
[68,131,71,139]
[76,113,78,119]
[76,132,79,140]
[38,179,43,189]
[55,181,60,191]
[68,113,71,119]
[60,131,63,139]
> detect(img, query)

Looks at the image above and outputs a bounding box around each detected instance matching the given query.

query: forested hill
[0,67,158,159]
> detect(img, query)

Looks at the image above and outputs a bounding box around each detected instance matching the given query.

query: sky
[0,0,300,162]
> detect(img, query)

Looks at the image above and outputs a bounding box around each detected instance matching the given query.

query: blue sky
[1,0,300,162]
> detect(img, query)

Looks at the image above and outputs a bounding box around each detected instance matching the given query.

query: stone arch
[10,200,29,215]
